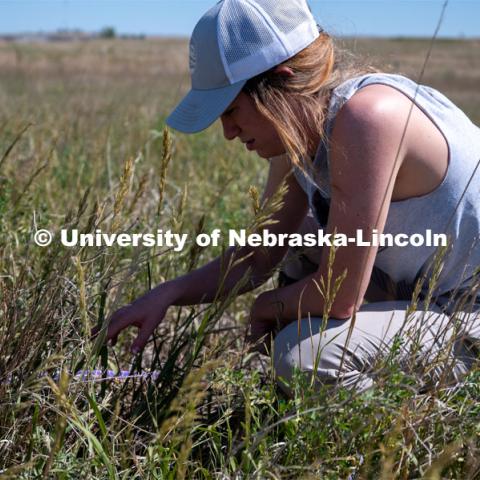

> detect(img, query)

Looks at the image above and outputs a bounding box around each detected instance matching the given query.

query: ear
[272,65,295,77]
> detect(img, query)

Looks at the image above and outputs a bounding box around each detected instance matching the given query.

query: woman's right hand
[100,284,178,354]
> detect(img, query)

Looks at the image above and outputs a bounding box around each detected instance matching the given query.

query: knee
[273,319,340,394]
[273,322,299,389]
[273,318,374,396]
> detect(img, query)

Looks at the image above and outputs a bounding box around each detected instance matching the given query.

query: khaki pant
[274,302,480,396]
[274,216,480,396]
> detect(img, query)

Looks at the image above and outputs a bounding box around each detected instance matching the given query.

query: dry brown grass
[1,37,478,134]
[0,36,479,479]
[344,37,480,123]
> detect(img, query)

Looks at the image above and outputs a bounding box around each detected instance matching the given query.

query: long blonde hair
[243,31,377,171]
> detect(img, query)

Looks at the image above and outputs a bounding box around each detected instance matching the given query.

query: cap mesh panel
[256,0,310,35]
[219,1,274,66]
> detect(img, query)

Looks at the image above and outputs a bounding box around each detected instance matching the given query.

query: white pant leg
[273,301,480,397]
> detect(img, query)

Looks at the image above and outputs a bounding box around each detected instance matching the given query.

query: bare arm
[250,87,408,333]
[104,154,308,352]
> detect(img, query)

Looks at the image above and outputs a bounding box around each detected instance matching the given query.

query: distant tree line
[99,26,116,39]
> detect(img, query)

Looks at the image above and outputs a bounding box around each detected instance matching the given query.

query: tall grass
[0,38,479,479]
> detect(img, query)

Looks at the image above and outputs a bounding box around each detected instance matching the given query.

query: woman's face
[220,92,285,159]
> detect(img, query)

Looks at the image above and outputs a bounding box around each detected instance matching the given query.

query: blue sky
[0,0,479,38]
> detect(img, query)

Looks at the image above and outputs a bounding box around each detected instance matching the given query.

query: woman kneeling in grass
[102,0,480,395]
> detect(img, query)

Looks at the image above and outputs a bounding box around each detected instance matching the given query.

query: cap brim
[166,80,247,134]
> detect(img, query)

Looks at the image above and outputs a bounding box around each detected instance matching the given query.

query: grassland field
[0,37,479,479]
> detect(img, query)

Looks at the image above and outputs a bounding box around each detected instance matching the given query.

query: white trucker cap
[166,0,320,133]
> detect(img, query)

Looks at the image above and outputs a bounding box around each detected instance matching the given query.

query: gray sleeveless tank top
[294,73,480,300]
